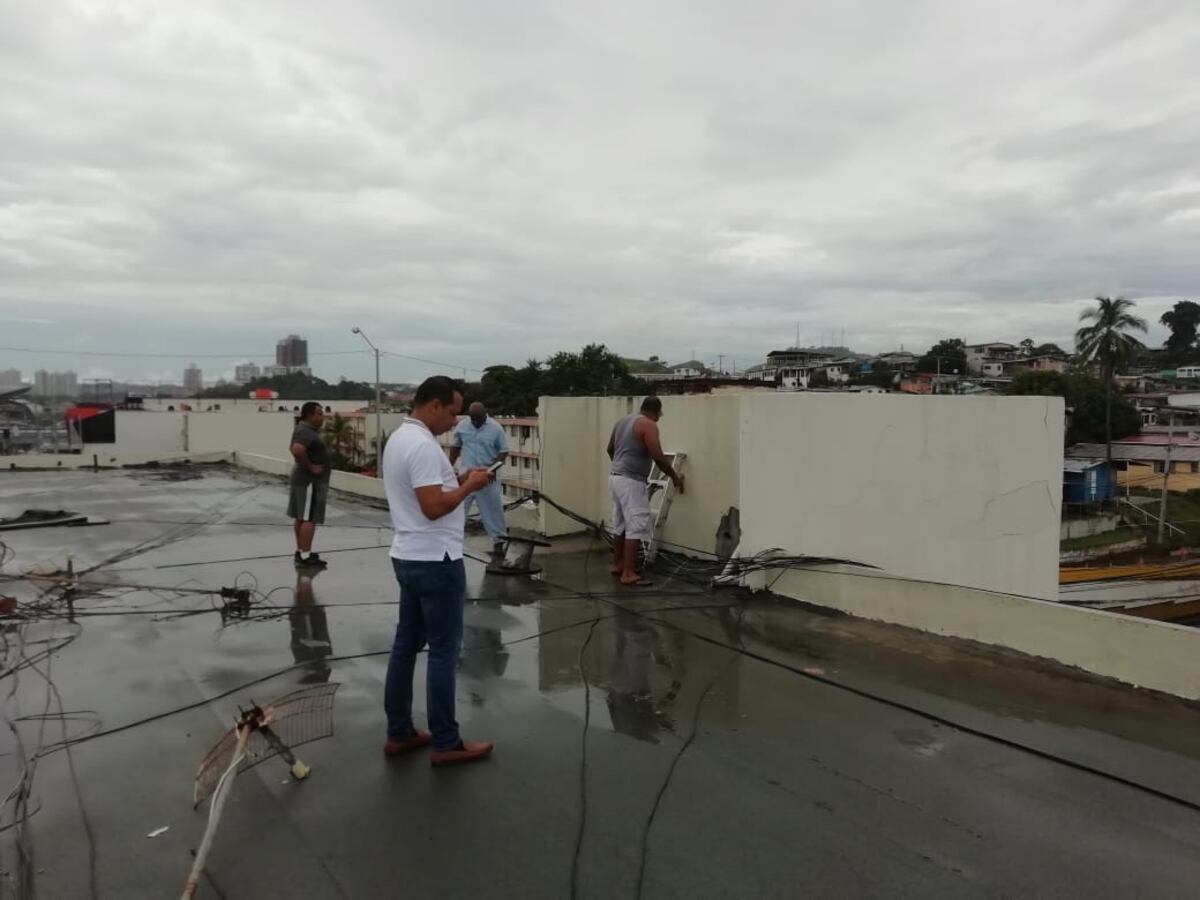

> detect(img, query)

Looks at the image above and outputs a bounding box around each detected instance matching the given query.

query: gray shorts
[288,479,329,524]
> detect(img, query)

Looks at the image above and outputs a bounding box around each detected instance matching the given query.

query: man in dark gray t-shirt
[288,402,331,569]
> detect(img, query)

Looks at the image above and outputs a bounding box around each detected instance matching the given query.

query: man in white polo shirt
[381,375,494,766]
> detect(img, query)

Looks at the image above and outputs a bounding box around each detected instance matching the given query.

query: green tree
[1019,338,1036,357]
[1007,371,1141,445]
[200,371,374,401]
[465,362,545,416]
[322,413,359,470]
[540,344,645,397]
[916,338,967,374]
[1032,342,1068,358]
[464,345,650,415]
[1075,296,1147,465]
[851,361,895,389]
[1160,300,1200,357]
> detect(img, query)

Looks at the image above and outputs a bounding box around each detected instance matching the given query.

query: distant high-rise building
[183,364,203,395]
[234,362,261,384]
[276,335,308,369]
[0,368,21,387]
[32,370,78,398]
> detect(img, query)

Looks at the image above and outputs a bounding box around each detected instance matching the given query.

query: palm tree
[322,413,357,469]
[1075,296,1147,465]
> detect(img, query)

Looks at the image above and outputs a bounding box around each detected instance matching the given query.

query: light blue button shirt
[452,417,508,469]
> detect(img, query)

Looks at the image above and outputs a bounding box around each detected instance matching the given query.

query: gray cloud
[1,0,1198,382]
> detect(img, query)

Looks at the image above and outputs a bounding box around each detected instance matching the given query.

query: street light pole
[351,327,383,476]
[1158,411,1175,545]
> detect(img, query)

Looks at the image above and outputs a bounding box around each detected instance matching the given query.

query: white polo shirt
[382,419,465,561]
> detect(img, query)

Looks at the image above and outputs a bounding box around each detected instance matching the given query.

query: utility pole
[351,327,383,476]
[1158,410,1175,544]
[717,354,725,375]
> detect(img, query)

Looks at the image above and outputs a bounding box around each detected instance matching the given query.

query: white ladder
[644,451,685,564]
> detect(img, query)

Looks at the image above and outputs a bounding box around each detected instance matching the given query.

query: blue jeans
[384,556,466,750]
[463,480,507,543]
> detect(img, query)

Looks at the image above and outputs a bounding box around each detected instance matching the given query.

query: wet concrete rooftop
[4,464,1200,898]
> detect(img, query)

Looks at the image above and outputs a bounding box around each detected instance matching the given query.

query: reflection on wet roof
[4,466,1200,897]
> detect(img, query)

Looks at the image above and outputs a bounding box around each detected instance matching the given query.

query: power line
[0,346,367,360]
[378,349,479,375]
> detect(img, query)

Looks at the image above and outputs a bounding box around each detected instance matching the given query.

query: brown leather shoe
[430,740,494,767]
[384,730,432,756]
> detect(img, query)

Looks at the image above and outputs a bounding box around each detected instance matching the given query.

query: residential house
[872,351,918,374]
[965,342,1019,375]
[437,415,542,502]
[1005,355,1069,375]
[668,360,710,378]
[759,348,836,389]
[497,416,541,501]
[1066,441,1200,493]
[1062,458,1115,505]
[898,372,960,395]
[822,358,857,384]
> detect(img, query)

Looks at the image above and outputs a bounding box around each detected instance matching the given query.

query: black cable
[35,609,738,759]
[568,617,601,900]
[0,345,366,359]
[633,603,747,899]
[643,613,1200,818]
[518,526,1200,822]
[149,543,387,570]
[37,658,99,900]
[634,659,728,900]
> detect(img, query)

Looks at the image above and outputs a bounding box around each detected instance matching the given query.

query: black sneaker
[298,553,328,570]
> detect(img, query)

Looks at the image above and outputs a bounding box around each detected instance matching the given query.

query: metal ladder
[644,451,685,564]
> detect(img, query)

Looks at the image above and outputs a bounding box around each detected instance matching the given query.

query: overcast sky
[2,0,1199,384]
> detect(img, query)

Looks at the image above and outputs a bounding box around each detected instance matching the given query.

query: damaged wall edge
[1,450,234,470]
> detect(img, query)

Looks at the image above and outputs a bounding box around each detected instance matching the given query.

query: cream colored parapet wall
[760,565,1200,701]
[538,394,741,555]
[233,452,387,500]
[537,392,1062,600]
[737,393,1064,602]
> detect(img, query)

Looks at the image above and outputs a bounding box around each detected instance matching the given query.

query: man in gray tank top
[606,396,685,586]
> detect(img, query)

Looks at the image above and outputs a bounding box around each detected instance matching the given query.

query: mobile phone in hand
[487,460,504,474]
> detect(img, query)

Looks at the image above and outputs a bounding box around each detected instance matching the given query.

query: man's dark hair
[414,375,461,408]
[641,396,663,415]
[300,401,322,420]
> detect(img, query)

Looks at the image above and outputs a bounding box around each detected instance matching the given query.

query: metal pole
[1158,412,1175,544]
[351,326,383,476]
[374,347,382,476]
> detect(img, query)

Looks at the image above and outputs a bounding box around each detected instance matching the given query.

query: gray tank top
[610,414,652,481]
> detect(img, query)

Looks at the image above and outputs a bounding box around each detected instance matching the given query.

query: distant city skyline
[0,308,1182,387]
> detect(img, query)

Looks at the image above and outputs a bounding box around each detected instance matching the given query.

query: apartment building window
[1154,461,1166,474]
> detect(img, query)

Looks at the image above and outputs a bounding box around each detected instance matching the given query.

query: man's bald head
[469,402,487,426]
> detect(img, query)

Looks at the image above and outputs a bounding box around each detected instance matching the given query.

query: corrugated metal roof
[1066,443,1200,462]
[1063,458,1105,472]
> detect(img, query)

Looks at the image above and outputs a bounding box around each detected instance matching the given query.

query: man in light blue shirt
[449,402,509,557]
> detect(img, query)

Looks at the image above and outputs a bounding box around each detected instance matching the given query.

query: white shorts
[610,475,652,540]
